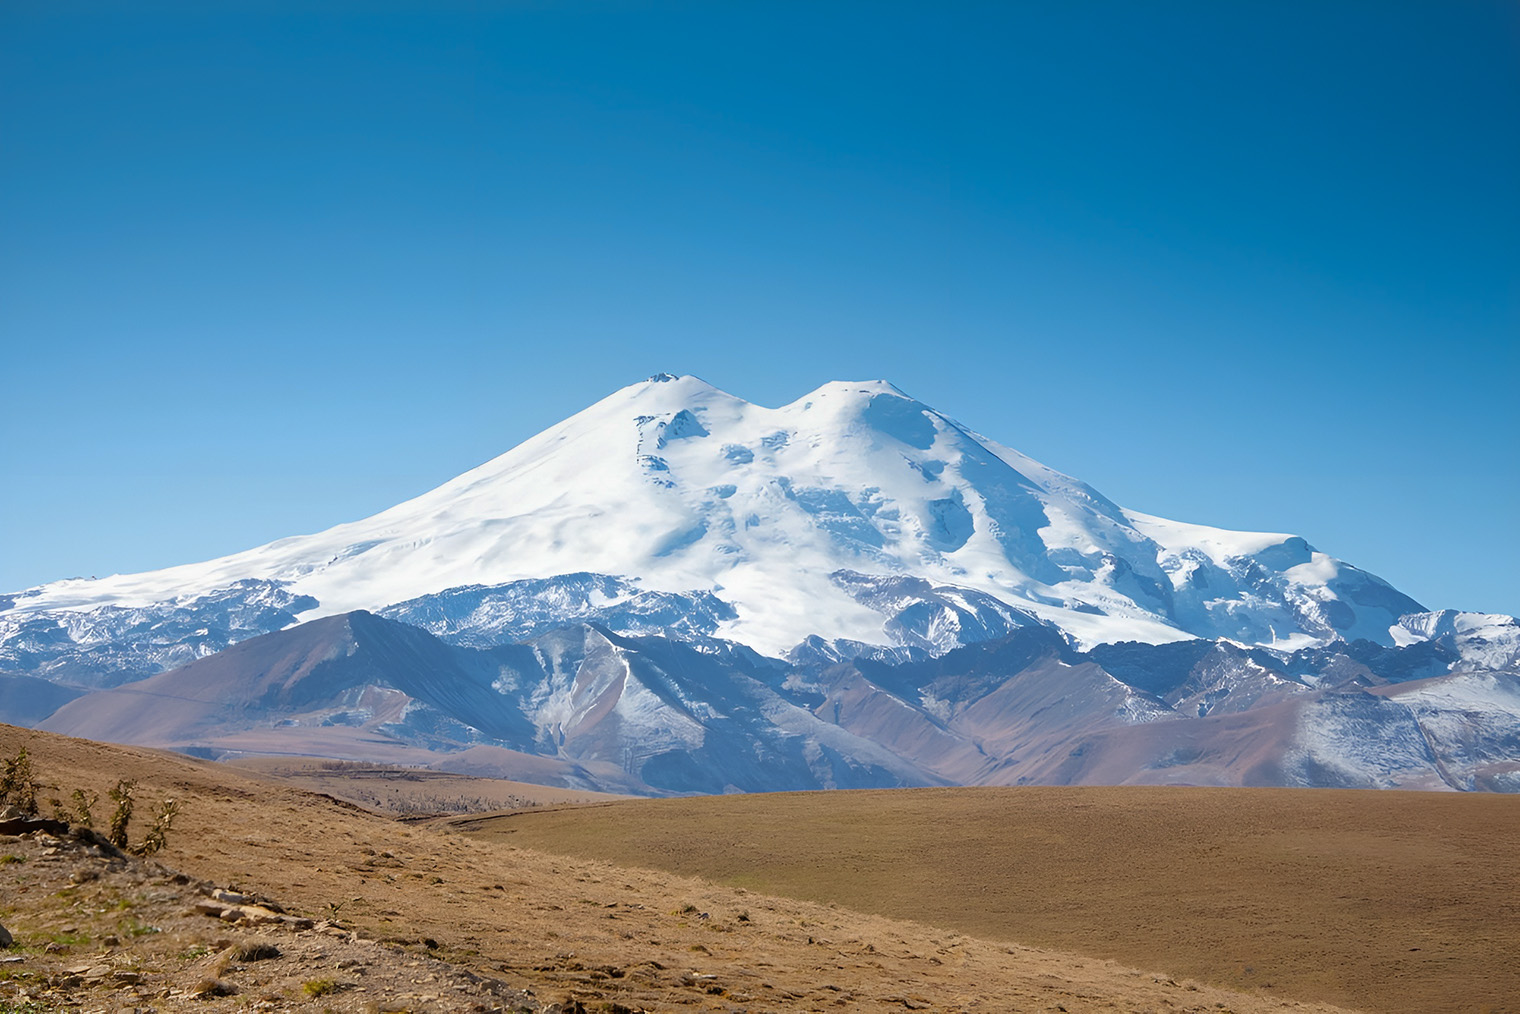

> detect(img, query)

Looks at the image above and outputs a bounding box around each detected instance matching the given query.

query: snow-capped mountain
[1,374,1426,659]
[6,374,1519,794]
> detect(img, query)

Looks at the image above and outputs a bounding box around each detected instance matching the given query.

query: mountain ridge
[29,606,1520,794]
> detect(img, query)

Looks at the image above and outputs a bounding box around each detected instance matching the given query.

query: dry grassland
[0,726,1373,1014]
[223,756,626,815]
[458,787,1520,1014]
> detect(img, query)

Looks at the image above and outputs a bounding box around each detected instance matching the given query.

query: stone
[190,978,237,998]
[0,923,12,948]
[0,816,70,837]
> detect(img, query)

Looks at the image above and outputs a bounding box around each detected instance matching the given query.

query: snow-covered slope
[1391,611,1520,672]
[3,374,1427,657]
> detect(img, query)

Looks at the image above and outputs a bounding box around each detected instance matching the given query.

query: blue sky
[3,2,1517,617]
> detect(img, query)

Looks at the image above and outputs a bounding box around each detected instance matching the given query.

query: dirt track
[458,786,1520,1014]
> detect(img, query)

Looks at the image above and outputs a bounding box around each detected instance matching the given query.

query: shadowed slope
[38,610,534,746]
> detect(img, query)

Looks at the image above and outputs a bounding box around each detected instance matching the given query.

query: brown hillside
[0,724,1370,1014]
[459,786,1520,1014]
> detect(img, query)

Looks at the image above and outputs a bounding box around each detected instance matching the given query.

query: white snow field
[3,374,1426,655]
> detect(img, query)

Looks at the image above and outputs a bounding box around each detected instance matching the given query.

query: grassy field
[457,785,1520,1014]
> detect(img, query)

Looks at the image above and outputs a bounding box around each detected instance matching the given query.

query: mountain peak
[800,379,915,399]
[594,373,734,415]
[3,374,1432,656]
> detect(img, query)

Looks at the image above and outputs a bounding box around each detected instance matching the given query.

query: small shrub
[70,789,97,828]
[107,780,136,849]
[131,798,178,856]
[0,755,177,854]
[0,999,51,1013]
[0,748,39,814]
[119,918,158,939]
[302,978,339,997]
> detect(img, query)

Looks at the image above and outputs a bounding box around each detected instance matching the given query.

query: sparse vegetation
[119,916,159,939]
[46,930,90,949]
[69,788,97,828]
[0,748,39,814]
[0,751,179,856]
[106,778,135,847]
[133,796,179,856]
[302,977,339,997]
[0,999,52,1013]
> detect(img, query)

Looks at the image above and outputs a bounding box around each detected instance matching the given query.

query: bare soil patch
[1,725,1367,1013]
[458,786,1520,1014]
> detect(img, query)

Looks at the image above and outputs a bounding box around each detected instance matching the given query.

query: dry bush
[1,752,177,855]
[133,797,179,856]
[0,747,39,814]
[70,787,97,827]
[107,778,135,847]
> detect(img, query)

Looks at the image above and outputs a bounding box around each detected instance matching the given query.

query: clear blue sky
[3,2,1517,618]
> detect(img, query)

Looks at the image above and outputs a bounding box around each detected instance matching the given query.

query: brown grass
[457,786,1520,1014]
[9,723,1498,1013]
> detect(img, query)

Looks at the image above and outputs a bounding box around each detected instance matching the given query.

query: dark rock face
[380,573,738,647]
